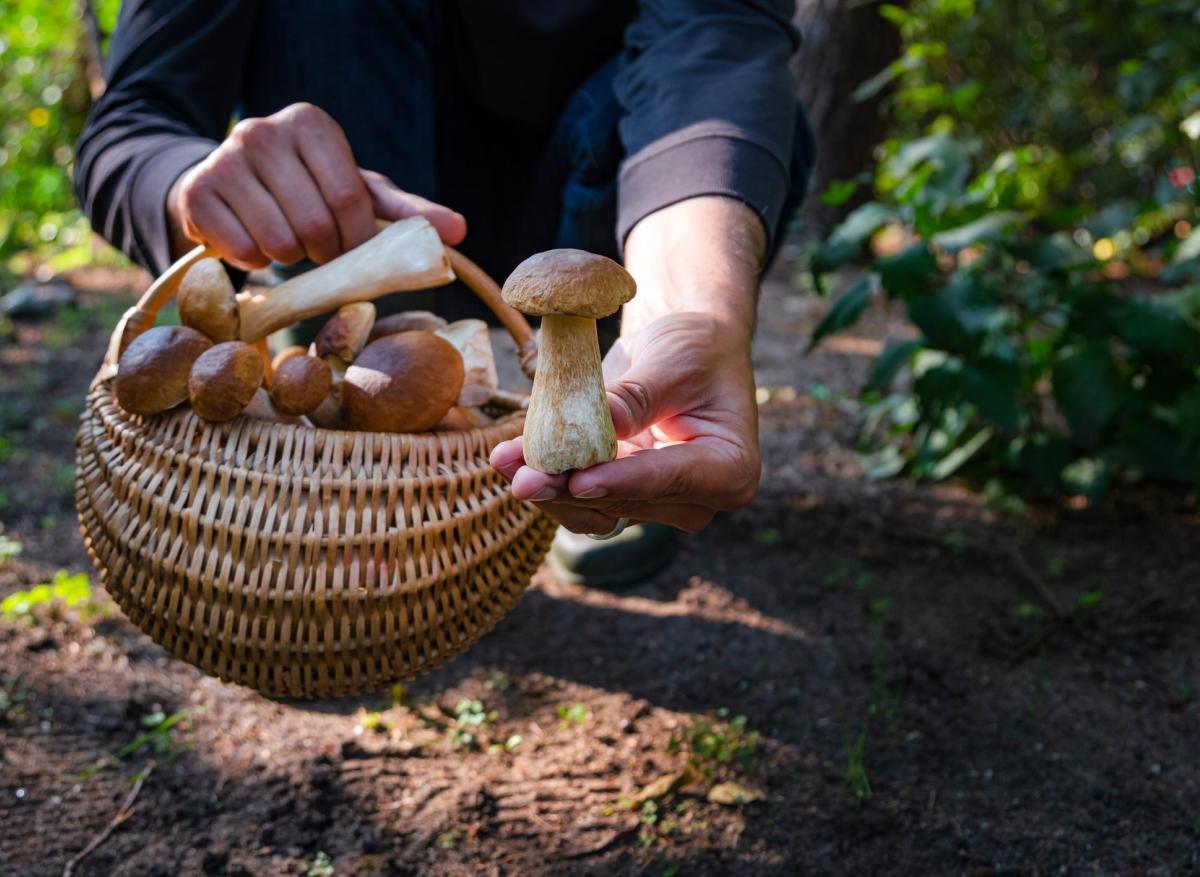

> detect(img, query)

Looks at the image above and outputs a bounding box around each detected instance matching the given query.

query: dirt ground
[1,252,1198,876]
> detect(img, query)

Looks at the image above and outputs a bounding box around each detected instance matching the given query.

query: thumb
[606,362,689,440]
[359,169,468,245]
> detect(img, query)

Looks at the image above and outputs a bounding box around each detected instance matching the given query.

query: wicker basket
[75,243,556,699]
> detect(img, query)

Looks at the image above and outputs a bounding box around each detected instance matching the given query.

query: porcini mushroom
[368,310,448,342]
[315,302,376,366]
[501,249,635,474]
[269,354,333,417]
[341,332,464,433]
[115,325,213,416]
[188,340,265,422]
[434,319,498,406]
[177,258,239,342]
[271,344,308,373]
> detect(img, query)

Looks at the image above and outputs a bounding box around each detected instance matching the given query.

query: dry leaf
[632,764,701,805]
[707,781,766,805]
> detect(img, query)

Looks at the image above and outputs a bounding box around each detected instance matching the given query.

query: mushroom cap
[501,249,635,318]
[177,258,239,342]
[315,302,376,363]
[188,341,265,422]
[269,355,333,416]
[270,344,308,373]
[115,325,213,416]
[368,310,448,342]
[341,332,465,433]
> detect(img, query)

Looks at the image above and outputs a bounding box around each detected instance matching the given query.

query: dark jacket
[75,0,802,279]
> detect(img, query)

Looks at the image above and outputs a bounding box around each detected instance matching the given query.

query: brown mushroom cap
[188,341,265,422]
[177,258,239,342]
[315,302,376,363]
[270,344,308,373]
[501,249,635,318]
[115,325,213,416]
[368,310,448,342]
[269,355,333,416]
[341,332,464,433]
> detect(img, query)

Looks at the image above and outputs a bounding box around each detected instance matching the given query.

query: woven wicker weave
[75,242,555,698]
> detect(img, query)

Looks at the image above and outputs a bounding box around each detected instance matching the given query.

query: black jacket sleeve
[613,0,799,248]
[74,0,259,275]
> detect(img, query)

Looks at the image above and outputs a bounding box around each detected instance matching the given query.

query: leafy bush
[810,0,1200,500]
[0,1,121,274]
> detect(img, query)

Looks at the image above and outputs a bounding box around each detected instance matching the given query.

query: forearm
[621,196,765,344]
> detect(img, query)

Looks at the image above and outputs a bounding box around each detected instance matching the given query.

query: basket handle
[95,235,538,385]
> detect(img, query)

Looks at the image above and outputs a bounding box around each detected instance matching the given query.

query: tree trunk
[792,0,902,233]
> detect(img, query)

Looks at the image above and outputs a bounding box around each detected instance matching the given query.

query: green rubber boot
[547,523,677,589]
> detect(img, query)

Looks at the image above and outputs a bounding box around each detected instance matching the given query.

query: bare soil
[0,257,1197,876]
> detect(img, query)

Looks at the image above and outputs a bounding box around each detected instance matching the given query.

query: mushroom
[341,332,464,433]
[501,249,635,474]
[271,344,308,373]
[234,217,454,341]
[434,319,498,406]
[315,302,376,367]
[368,310,448,342]
[187,340,265,422]
[177,257,239,342]
[269,354,333,416]
[115,325,213,416]
[243,387,301,424]
[436,405,494,431]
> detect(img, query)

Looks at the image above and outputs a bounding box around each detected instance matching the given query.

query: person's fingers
[219,173,306,266]
[510,465,570,503]
[360,170,467,245]
[248,147,342,265]
[180,187,268,270]
[534,502,620,535]
[489,439,525,481]
[566,442,759,511]
[287,105,377,256]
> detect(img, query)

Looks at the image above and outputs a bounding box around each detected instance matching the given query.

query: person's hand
[167,102,466,269]
[490,310,761,533]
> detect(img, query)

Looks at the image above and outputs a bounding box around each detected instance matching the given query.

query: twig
[63,762,154,877]
[1008,543,1066,618]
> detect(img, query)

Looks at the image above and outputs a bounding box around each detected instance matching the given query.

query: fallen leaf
[632,765,700,805]
[707,781,765,805]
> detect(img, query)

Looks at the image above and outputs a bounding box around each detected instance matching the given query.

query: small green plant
[666,708,759,782]
[79,708,199,779]
[1076,590,1105,611]
[484,671,510,692]
[845,723,873,800]
[0,675,29,723]
[557,702,589,728]
[436,830,462,850]
[1,569,100,621]
[305,851,335,876]
[0,534,22,561]
[449,698,495,749]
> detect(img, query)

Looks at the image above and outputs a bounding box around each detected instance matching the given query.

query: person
[75,0,813,552]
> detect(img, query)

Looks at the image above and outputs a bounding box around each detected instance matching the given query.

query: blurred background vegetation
[2,0,1198,502]
[0,0,120,283]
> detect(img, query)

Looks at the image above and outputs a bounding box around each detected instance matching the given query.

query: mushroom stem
[524,314,615,474]
[235,217,454,341]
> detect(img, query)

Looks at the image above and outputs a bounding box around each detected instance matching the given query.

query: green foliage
[810,0,1200,499]
[0,0,122,269]
[449,698,495,749]
[0,569,98,619]
[305,851,335,877]
[665,708,759,782]
[557,701,589,727]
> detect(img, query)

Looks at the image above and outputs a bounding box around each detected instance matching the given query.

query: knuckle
[293,211,336,244]
[725,462,761,509]
[615,379,654,420]
[326,182,368,214]
[231,117,274,149]
[284,101,326,127]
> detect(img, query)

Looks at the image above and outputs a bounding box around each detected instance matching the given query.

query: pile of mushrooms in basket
[112,216,635,463]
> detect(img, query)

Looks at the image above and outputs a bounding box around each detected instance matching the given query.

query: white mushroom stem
[523,315,615,474]
[235,217,454,341]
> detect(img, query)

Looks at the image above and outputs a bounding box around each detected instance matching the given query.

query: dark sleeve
[74,0,260,275]
[613,0,799,249]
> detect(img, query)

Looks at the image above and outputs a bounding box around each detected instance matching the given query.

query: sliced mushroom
[434,319,498,407]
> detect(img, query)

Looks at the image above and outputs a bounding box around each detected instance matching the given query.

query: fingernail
[530,487,557,502]
[573,486,608,499]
